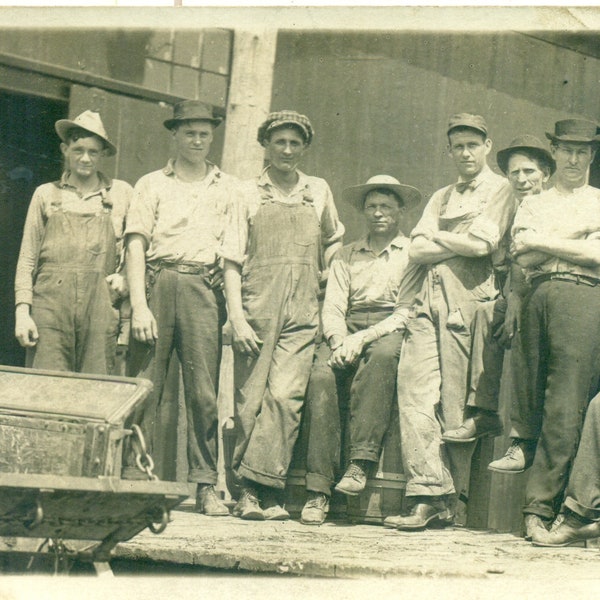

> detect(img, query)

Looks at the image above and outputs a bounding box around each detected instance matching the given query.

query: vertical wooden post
[221,29,278,179]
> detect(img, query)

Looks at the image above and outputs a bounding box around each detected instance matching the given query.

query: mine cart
[0,366,189,575]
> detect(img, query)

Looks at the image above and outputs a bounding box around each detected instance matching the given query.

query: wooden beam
[221,29,278,179]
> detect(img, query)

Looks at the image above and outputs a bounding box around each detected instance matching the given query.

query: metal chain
[130,424,158,481]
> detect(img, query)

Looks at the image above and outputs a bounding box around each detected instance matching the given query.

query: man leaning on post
[384,113,512,531]
[124,100,240,517]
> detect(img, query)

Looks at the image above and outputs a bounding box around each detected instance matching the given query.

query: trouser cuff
[188,468,218,485]
[238,463,286,490]
[564,497,600,522]
[305,472,333,496]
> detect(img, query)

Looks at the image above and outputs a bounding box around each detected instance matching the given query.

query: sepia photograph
[0,3,599,598]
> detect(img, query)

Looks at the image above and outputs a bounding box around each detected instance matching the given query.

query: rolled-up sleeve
[411,188,445,240]
[320,182,345,248]
[469,181,517,251]
[369,259,425,338]
[124,176,158,246]
[15,188,47,306]
[220,183,250,266]
[321,249,351,341]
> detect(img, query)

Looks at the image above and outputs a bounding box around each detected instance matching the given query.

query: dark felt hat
[545,118,600,144]
[497,135,556,176]
[163,100,223,130]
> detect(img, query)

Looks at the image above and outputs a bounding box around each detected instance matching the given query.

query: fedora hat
[163,100,223,130]
[545,118,600,144]
[55,110,116,156]
[447,113,488,137]
[343,175,422,211]
[497,135,556,176]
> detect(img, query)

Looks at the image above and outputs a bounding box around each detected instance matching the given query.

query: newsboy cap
[55,110,116,156]
[163,100,223,130]
[545,118,600,144]
[447,113,488,137]
[496,135,556,176]
[342,174,422,211]
[257,110,314,146]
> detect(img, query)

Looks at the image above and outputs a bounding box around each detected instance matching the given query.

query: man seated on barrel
[300,175,424,526]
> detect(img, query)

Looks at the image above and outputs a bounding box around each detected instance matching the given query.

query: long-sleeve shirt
[322,234,424,342]
[15,171,132,306]
[220,168,344,267]
[512,184,600,281]
[125,160,241,265]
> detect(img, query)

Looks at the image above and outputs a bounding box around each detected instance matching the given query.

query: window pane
[199,72,228,107]
[201,29,232,75]
[172,65,199,99]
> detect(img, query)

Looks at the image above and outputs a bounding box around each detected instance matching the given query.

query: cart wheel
[148,506,169,534]
[24,497,43,529]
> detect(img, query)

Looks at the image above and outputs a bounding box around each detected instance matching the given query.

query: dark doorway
[590,150,600,189]
[0,91,67,366]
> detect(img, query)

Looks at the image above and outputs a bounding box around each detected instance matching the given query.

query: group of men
[13,100,600,547]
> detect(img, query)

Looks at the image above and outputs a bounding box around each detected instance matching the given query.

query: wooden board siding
[272,31,600,242]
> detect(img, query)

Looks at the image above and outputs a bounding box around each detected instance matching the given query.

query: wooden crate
[0,366,152,478]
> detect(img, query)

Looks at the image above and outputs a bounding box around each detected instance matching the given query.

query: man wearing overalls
[385,114,510,531]
[124,101,238,517]
[15,110,131,375]
[222,110,344,520]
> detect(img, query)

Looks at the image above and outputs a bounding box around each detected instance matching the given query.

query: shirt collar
[57,170,113,192]
[355,233,408,254]
[457,164,493,189]
[163,159,220,182]
[257,166,309,193]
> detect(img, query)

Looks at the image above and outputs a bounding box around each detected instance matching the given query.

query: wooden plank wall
[271,31,600,243]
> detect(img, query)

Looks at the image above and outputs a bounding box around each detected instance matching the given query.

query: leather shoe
[334,460,369,496]
[488,439,536,474]
[232,488,265,521]
[301,492,330,526]
[442,412,503,443]
[195,484,229,517]
[524,514,551,541]
[392,501,454,531]
[531,512,600,547]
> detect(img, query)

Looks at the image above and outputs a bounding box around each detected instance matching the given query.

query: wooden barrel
[346,406,406,524]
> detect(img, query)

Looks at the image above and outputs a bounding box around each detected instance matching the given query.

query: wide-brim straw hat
[545,118,600,144]
[163,100,223,130]
[497,134,556,176]
[55,110,116,156]
[343,175,422,211]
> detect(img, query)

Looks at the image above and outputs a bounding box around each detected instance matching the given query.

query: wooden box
[0,366,152,478]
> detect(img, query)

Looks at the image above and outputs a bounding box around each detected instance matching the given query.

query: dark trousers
[125,268,225,484]
[304,312,404,496]
[564,392,600,521]
[521,280,600,520]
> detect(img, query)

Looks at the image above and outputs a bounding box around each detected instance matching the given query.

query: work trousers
[397,271,494,499]
[233,199,321,490]
[564,392,600,521]
[125,267,226,484]
[521,280,600,520]
[303,313,404,496]
[28,209,118,375]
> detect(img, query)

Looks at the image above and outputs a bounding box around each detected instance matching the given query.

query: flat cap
[447,113,488,137]
[257,110,314,146]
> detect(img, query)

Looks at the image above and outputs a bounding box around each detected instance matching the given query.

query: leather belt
[532,272,600,288]
[158,261,210,275]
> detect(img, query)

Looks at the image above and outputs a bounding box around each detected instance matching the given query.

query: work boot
[488,439,536,474]
[442,410,503,443]
[391,498,454,531]
[531,511,600,547]
[334,460,369,496]
[300,492,330,526]
[262,487,290,521]
[233,486,265,521]
[523,514,552,541]
[195,484,230,517]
